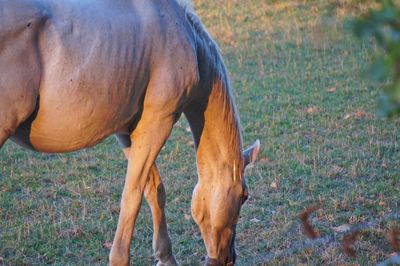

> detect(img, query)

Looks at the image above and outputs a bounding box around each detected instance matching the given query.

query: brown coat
[0,1,260,265]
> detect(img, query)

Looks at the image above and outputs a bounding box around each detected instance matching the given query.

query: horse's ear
[244,139,260,167]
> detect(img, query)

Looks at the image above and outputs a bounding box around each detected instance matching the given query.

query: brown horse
[0,0,260,265]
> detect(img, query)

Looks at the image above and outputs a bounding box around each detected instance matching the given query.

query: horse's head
[191,140,260,265]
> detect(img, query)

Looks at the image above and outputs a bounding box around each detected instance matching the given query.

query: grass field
[1,1,400,265]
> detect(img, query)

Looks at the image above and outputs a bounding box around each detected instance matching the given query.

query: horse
[0,0,260,265]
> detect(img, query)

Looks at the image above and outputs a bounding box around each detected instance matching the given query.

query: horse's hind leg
[0,95,37,149]
[0,13,42,149]
[0,129,9,148]
[114,134,177,266]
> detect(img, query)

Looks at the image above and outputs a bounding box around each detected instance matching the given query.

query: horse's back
[1,0,199,152]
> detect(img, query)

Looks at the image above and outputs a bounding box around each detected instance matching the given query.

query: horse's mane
[176,0,193,10]
[182,5,244,164]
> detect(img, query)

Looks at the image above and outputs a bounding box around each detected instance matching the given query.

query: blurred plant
[352,0,400,117]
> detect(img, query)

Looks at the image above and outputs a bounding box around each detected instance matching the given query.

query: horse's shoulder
[144,2,200,94]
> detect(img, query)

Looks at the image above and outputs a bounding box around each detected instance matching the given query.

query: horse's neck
[186,78,243,180]
[183,12,243,180]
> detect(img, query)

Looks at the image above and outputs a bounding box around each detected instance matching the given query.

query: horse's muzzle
[204,255,236,266]
[204,224,237,266]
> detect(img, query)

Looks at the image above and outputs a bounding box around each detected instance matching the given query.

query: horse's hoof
[156,255,179,266]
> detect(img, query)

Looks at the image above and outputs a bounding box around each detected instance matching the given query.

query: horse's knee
[145,183,166,209]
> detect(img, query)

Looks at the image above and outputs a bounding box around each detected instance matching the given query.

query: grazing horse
[0,0,260,265]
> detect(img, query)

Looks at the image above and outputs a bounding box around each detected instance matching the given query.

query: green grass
[1,1,400,265]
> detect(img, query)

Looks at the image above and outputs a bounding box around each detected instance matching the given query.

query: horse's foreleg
[110,114,174,266]
[114,134,178,265]
[145,164,178,266]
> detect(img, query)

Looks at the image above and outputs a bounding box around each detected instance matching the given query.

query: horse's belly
[12,100,136,153]
[12,126,109,153]
[30,121,112,153]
